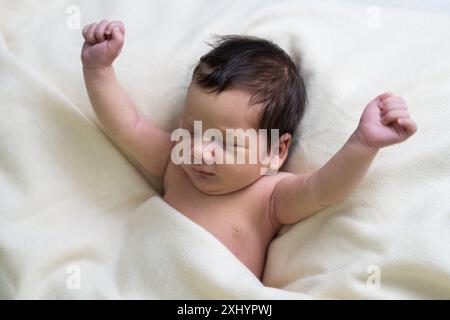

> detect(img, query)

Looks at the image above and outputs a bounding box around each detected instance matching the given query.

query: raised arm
[270,92,418,226]
[81,20,172,180]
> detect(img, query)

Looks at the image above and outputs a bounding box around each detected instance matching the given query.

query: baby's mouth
[191,166,215,176]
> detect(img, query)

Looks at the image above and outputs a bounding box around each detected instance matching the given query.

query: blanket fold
[1,0,449,299]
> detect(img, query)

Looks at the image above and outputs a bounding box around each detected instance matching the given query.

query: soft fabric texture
[0,0,449,299]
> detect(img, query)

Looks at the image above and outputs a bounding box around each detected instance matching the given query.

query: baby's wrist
[350,129,379,154]
[82,64,115,83]
[82,63,113,72]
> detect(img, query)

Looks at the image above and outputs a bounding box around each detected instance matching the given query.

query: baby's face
[175,83,276,195]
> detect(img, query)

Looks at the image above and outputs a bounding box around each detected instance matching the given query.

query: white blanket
[1,0,449,299]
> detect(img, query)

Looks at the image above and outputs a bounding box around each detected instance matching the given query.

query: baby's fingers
[82,23,95,42]
[397,118,418,136]
[82,24,89,40]
[377,92,394,102]
[381,96,406,109]
[107,26,125,54]
[380,103,407,117]
[94,20,109,42]
[381,109,410,125]
[105,21,125,37]
[85,23,98,44]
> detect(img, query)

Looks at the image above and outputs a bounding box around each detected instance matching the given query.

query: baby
[81,20,417,280]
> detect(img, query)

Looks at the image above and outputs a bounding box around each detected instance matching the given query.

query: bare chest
[162,163,283,279]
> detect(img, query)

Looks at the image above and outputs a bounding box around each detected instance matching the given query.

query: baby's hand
[355,92,418,149]
[81,20,125,70]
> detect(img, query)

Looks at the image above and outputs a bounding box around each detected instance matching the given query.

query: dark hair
[192,35,307,151]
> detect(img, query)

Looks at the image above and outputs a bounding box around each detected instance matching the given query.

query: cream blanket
[0,0,449,299]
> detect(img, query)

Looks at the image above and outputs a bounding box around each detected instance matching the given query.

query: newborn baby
[81,20,417,280]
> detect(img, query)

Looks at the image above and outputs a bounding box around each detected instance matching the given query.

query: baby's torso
[162,161,290,279]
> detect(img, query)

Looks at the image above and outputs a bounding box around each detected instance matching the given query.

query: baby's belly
[210,219,269,280]
[164,193,272,280]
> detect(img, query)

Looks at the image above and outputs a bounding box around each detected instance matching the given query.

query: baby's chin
[182,166,249,195]
[186,171,228,195]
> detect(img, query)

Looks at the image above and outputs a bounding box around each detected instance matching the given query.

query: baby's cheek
[223,162,263,179]
[217,145,241,164]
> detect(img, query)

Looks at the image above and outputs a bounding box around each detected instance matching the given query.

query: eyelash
[182,128,244,148]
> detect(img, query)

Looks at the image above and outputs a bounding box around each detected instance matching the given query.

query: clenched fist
[81,20,125,69]
[355,92,418,149]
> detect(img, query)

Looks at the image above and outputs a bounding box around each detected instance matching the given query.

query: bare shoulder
[253,171,294,192]
[127,118,173,181]
[242,170,296,207]
[249,171,295,230]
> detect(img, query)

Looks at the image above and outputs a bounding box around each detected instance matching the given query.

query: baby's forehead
[182,84,261,130]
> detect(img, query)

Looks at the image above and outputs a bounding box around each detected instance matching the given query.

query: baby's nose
[192,140,215,164]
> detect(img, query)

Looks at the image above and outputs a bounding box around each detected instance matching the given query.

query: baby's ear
[278,133,292,163]
[261,133,291,175]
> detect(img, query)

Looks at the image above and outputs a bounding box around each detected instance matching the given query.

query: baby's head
[175,35,307,194]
